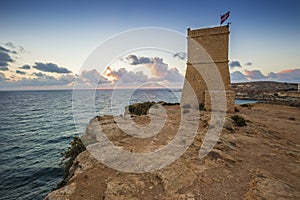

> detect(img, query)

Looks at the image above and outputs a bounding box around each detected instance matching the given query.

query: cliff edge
[46,103,300,199]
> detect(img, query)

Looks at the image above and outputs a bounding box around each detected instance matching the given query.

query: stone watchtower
[181,25,235,112]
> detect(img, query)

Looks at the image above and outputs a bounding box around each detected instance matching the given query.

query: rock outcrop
[46,103,300,199]
[245,169,300,199]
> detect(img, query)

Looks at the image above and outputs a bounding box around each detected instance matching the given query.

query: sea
[0,89,256,200]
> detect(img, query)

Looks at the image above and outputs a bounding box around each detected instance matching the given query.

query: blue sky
[1,0,300,89]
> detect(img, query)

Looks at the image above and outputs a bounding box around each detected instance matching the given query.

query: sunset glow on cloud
[1,0,299,89]
[1,43,300,90]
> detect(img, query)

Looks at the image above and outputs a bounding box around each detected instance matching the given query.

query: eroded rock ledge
[46,103,300,200]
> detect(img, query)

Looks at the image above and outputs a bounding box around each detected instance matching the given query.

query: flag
[220,11,230,25]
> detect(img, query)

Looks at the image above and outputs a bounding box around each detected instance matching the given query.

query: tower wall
[181,25,235,112]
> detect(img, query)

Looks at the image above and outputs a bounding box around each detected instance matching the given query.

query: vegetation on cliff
[128,101,181,116]
[47,103,300,199]
[128,102,156,115]
[231,115,247,126]
[199,103,206,111]
[57,136,86,188]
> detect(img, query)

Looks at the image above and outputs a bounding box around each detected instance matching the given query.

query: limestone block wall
[181,25,235,112]
[204,90,235,113]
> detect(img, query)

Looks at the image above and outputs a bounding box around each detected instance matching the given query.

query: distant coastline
[1,80,299,92]
[232,81,300,107]
[1,81,299,107]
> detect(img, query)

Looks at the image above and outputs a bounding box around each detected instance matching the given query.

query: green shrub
[231,115,247,126]
[57,136,86,188]
[161,102,179,106]
[128,102,156,116]
[199,103,206,111]
[64,136,86,160]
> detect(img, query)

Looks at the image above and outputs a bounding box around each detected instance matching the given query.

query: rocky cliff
[46,103,300,199]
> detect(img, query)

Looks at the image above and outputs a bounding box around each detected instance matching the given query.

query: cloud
[127,55,152,65]
[0,46,10,53]
[104,67,148,83]
[126,55,184,83]
[173,52,187,60]
[123,71,149,83]
[4,42,25,53]
[268,69,300,82]
[245,62,252,66]
[19,46,25,53]
[244,69,267,80]
[0,74,75,88]
[0,45,17,54]
[231,68,300,83]
[16,70,26,75]
[33,72,44,77]
[0,66,9,71]
[19,64,31,70]
[0,69,113,89]
[229,60,241,68]
[0,72,9,81]
[5,42,17,49]
[148,57,184,82]
[32,72,57,81]
[33,62,72,74]
[79,69,110,85]
[33,72,50,77]
[230,71,248,82]
[0,45,14,69]
[0,42,27,73]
